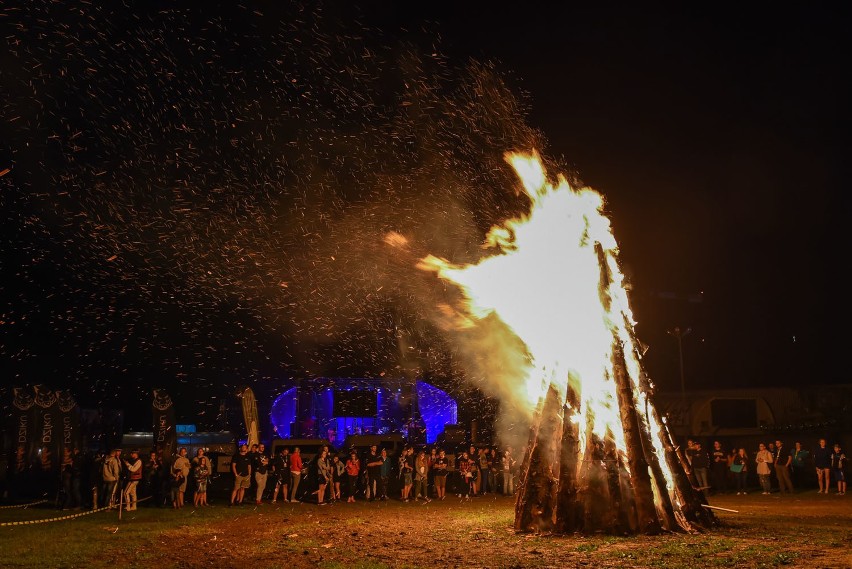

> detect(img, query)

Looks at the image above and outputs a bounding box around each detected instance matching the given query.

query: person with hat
[122,449,143,511]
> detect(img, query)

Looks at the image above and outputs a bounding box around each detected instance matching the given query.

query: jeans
[503,470,513,495]
[694,467,709,489]
[102,480,118,507]
[480,468,490,493]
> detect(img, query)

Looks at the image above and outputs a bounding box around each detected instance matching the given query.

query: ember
[419,152,716,535]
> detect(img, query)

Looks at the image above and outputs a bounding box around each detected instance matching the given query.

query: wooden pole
[514,384,563,533]
[554,385,582,533]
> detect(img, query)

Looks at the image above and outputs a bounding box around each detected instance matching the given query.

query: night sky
[1,2,848,430]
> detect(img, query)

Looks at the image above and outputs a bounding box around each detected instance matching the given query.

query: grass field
[1,491,849,568]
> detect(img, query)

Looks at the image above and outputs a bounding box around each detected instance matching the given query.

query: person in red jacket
[345,451,360,502]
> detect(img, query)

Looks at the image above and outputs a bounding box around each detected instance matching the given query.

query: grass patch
[1,495,849,568]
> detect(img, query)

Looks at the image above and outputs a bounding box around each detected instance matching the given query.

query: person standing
[427,447,438,499]
[399,447,414,502]
[790,441,808,489]
[830,443,847,495]
[756,443,773,494]
[101,449,121,507]
[711,441,728,495]
[731,448,749,495]
[478,448,491,495]
[315,448,331,505]
[488,447,502,494]
[468,445,481,496]
[253,443,269,505]
[230,444,252,506]
[171,447,191,509]
[270,447,290,504]
[502,448,516,496]
[192,449,211,507]
[413,449,431,502]
[288,447,303,502]
[690,442,710,491]
[457,451,472,498]
[377,448,391,500]
[143,451,163,507]
[345,451,360,502]
[365,445,382,501]
[813,438,832,494]
[432,449,449,500]
[767,442,778,490]
[332,454,345,501]
[773,440,794,494]
[122,450,143,511]
[66,447,84,510]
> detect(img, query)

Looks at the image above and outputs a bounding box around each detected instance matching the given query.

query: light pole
[667,326,692,404]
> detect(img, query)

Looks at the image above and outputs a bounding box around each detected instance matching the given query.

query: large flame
[417,151,672,481]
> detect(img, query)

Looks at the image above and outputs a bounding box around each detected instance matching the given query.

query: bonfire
[418,152,716,535]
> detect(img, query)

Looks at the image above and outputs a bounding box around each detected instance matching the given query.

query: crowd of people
[7,435,847,511]
[683,437,847,496]
[31,441,520,510]
[226,442,520,507]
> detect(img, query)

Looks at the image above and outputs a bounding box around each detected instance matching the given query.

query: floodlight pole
[667,326,691,402]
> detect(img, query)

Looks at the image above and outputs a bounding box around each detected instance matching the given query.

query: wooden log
[554,385,582,533]
[514,384,563,533]
[611,345,662,535]
[578,430,608,532]
[624,319,679,532]
[657,414,717,529]
[595,242,659,535]
[604,431,634,534]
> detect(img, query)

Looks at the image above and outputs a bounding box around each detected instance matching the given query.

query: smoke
[1,1,563,436]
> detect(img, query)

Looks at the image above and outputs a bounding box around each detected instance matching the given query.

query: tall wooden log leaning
[626,326,679,532]
[514,384,563,532]
[596,243,660,535]
[555,384,582,533]
[656,409,717,529]
[611,343,662,535]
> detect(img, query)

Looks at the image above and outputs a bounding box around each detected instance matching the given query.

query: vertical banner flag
[56,389,80,467]
[152,389,177,458]
[33,384,59,474]
[10,387,36,477]
[240,387,259,448]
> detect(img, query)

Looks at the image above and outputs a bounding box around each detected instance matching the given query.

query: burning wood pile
[512,249,716,535]
[416,151,716,535]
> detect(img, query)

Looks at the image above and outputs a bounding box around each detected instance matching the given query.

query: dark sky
[1,2,849,428]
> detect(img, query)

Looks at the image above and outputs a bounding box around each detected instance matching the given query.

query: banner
[56,390,80,467]
[240,387,259,447]
[152,389,177,458]
[10,387,36,477]
[32,384,59,475]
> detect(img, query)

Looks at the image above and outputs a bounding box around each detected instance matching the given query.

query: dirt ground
[143,491,851,569]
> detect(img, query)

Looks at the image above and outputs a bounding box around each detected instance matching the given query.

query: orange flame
[418,151,674,489]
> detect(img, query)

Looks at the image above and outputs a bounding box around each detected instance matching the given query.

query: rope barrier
[0,499,48,510]
[0,496,151,527]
